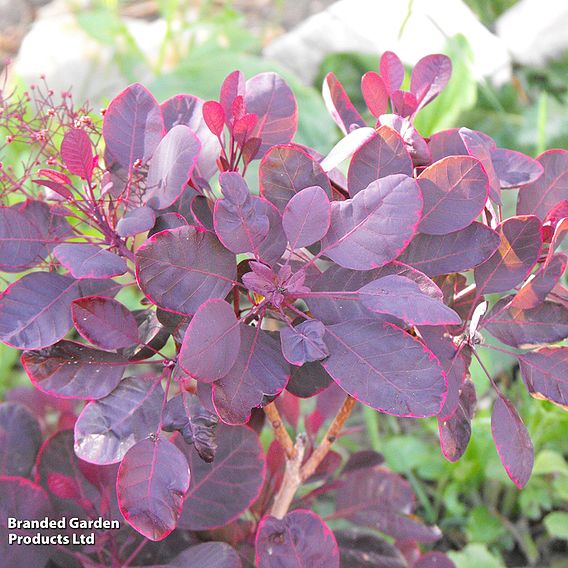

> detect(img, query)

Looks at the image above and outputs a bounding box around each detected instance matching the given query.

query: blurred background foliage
[1,0,567,566]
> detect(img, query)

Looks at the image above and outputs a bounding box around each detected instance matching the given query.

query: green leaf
[534,450,568,476]
[465,506,506,544]
[544,512,568,540]
[448,543,505,568]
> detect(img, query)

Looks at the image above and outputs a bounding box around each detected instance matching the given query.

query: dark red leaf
[54,243,127,279]
[203,100,226,136]
[117,437,190,540]
[336,528,407,568]
[280,320,329,365]
[361,72,388,117]
[380,51,405,94]
[168,542,242,568]
[491,148,543,188]
[60,128,95,181]
[390,90,418,117]
[410,54,452,110]
[256,510,339,568]
[491,395,534,488]
[116,205,156,237]
[379,114,431,167]
[287,361,333,398]
[322,72,366,135]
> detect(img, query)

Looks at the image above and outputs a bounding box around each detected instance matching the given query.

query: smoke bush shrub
[0,51,566,567]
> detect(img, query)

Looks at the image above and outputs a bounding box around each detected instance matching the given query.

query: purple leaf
[379,114,431,167]
[391,90,418,117]
[136,225,236,315]
[399,222,501,277]
[177,424,265,530]
[414,552,456,568]
[282,185,331,248]
[322,319,446,417]
[347,126,413,196]
[511,253,567,309]
[320,127,376,173]
[322,72,366,135]
[191,194,214,230]
[483,297,568,348]
[102,83,164,169]
[116,205,156,237]
[280,320,330,365]
[213,324,290,424]
[380,51,405,94]
[287,361,333,398]
[438,379,476,462]
[417,156,489,235]
[145,125,201,210]
[428,127,493,162]
[517,149,568,219]
[244,72,298,158]
[491,148,543,188]
[410,54,452,110]
[334,467,441,543]
[203,100,226,136]
[213,172,270,254]
[259,144,332,213]
[150,211,188,236]
[60,128,95,181]
[0,272,80,349]
[23,340,127,399]
[459,127,501,204]
[518,347,568,409]
[54,243,127,279]
[255,199,288,265]
[419,327,466,421]
[491,395,534,488]
[0,200,70,272]
[71,296,139,350]
[168,542,242,568]
[361,72,388,117]
[74,376,163,464]
[179,299,241,383]
[359,275,461,326]
[335,529,407,568]
[256,510,339,568]
[0,477,52,568]
[474,216,542,294]
[117,437,190,540]
[321,174,422,270]
[0,403,42,477]
[161,94,221,181]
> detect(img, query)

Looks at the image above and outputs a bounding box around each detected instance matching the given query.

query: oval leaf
[492,148,543,189]
[60,128,95,181]
[410,54,452,110]
[322,72,366,135]
[168,542,241,568]
[54,243,127,279]
[280,320,330,366]
[361,71,388,117]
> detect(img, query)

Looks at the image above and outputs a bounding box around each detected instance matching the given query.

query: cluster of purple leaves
[0,50,566,567]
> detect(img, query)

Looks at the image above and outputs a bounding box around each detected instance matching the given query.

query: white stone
[264,0,511,85]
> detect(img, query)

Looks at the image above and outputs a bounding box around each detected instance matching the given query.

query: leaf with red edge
[321,127,376,173]
[136,225,236,315]
[244,72,298,158]
[410,54,452,110]
[0,477,53,567]
[0,402,42,477]
[491,148,543,188]
[483,297,568,347]
[74,376,163,464]
[322,72,366,135]
[417,156,489,235]
[255,199,287,265]
[399,222,501,277]
[361,72,388,117]
[60,128,95,181]
[117,437,190,541]
[23,340,127,399]
[117,205,156,237]
[322,319,446,417]
[214,172,269,254]
[102,83,164,169]
[259,144,332,213]
[334,466,442,543]
[474,216,542,294]
[419,327,466,421]
[414,552,456,568]
[177,424,265,530]
[518,347,568,409]
[168,542,242,568]
[233,113,258,143]
[359,274,461,326]
[491,395,534,488]
[0,201,70,272]
[0,272,81,349]
[347,126,413,196]
[256,510,339,568]
[459,127,500,203]
[213,324,290,424]
[282,185,331,248]
[287,361,333,398]
[379,114,431,167]
[54,243,127,279]
[335,529,407,568]
[391,90,418,117]
[380,51,405,94]
[71,296,139,350]
[145,125,201,210]
[161,94,221,181]
[179,299,241,383]
[280,320,329,366]
[517,150,568,219]
[321,174,421,270]
[438,379,476,462]
[511,253,567,309]
[203,100,226,136]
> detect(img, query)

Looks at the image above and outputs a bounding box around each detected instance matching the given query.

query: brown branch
[264,401,296,459]
[301,395,356,481]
